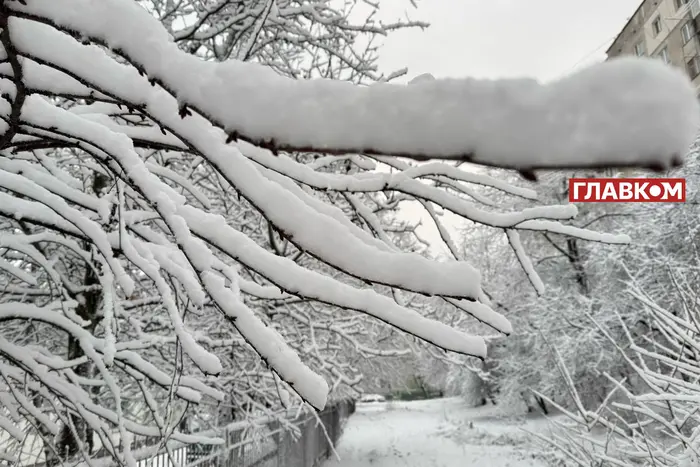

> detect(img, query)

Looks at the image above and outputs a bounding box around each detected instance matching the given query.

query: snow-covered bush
[0,0,698,465]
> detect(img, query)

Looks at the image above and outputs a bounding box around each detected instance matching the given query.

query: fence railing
[9,400,355,467]
[76,399,355,467]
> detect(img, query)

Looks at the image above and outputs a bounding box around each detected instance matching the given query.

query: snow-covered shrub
[0,0,698,465]
[535,281,700,466]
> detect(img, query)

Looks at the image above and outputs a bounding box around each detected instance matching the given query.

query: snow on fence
[19,400,355,467]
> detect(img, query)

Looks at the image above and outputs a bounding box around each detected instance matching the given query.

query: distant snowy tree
[454,168,676,414]
[0,0,697,465]
[538,142,700,466]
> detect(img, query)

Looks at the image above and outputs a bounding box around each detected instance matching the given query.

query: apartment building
[607,0,700,94]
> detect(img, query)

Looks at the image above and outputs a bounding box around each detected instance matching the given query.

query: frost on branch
[0,0,697,465]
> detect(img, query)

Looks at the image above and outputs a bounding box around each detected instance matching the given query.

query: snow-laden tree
[447,164,691,414]
[0,0,431,461]
[1,0,435,460]
[0,0,698,465]
[130,0,437,429]
[141,0,427,82]
[530,142,700,466]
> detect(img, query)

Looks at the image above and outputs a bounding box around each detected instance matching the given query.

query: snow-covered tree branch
[8,1,700,173]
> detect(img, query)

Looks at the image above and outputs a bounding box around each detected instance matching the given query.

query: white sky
[372,0,641,255]
[376,0,641,82]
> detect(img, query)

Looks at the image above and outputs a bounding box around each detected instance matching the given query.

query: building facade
[607,0,700,94]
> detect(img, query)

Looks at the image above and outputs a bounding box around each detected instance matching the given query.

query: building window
[634,41,646,56]
[659,46,671,64]
[652,17,662,36]
[686,56,700,78]
[682,21,695,44]
[676,0,690,9]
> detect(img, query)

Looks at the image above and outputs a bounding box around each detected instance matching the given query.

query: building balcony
[692,0,700,18]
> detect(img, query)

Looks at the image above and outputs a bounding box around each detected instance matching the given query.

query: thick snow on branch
[10,0,700,171]
[203,272,330,410]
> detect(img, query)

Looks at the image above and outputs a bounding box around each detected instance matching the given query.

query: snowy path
[324,398,555,467]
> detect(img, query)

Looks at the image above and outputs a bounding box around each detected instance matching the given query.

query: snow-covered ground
[324,397,561,467]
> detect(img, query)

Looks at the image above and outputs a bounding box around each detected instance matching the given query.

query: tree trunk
[566,238,589,296]
[49,260,101,465]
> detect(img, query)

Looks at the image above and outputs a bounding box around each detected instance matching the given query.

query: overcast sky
[371,0,641,255]
[376,0,641,82]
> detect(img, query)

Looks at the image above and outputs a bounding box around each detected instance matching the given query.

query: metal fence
[133,399,355,467]
[12,400,355,467]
